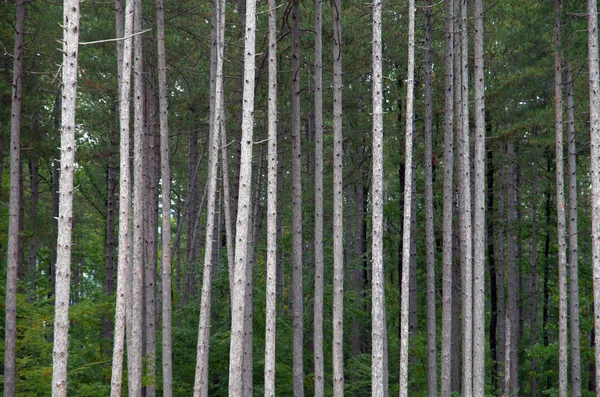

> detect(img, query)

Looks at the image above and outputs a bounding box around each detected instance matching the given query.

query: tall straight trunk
[332,0,344,393]
[194,0,226,393]
[441,1,454,395]
[52,0,80,394]
[423,3,436,395]
[228,0,257,392]
[220,102,234,296]
[542,150,552,391]
[313,0,324,393]
[371,0,388,395]
[144,64,158,397]
[506,140,519,395]
[488,149,499,392]
[588,0,600,389]
[458,1,473,395]
[291,1,304,395]
[110,0,134,393]
[104,104,118,339]
[472,0,486,393]
[452,1,462,390]
[496,156,506,394]
[554,2,568,395]
[399,2,415,396]
[264,0,278,392]
[130,0,145,392]
[565,61,582,395]
[156,0,172,391]
[529,159,539,397]
[4,1,25,395]
[27,159,39,302]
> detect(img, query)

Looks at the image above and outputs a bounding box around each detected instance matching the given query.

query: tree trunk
[228,0,257,392]
[155,0,172,391]
[458,1,473,395]
[441,1,454,395]
[194,0,225,393]
[313,0,324,393]
[423,2,436,395]
[553,2,568,395]
[399,2,415,396]
[371,0,388,395]
[264,0,278,392]
[487,148,499,393]
[110,0,133,393]
[51,0,80,394]
[588,0,600,389]
[473,0,486,393]
[497,155,506,394]
[27,158,39,302]
[565,60,582,396]
[130,0,145,392]
[291,1,304,395]
[529,152,539,397]
[332,0,344,393]
[4,1,25,395]
[507,140,519,395]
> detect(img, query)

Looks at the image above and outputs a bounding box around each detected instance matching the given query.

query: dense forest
[2,0,600,395]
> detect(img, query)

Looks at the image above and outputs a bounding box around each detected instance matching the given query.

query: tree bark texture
[4,1,25,395]
[52,0,80,394]
[553,2,568,395]
[371,0,388,395]
[129,0,145,393]
[589,0,600,391]
[291,1,304,395]
[441,1,454,395]
[332,0,344,393]
[110,0,133,393]
[228,0,256,392]
[313,0,324,393]
[264,0,278,392]
[473,0,486,393]
[423,3,437,396]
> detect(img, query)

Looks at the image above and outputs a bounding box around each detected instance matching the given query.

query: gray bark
[130,0,145,392]
[506,140,518,395]
[264,0,278,392]
[399,2,415,396]
[473,0,486,393]
[228,0,257,392]
[194,0,226,393]
[423,1,437,395]
[554,2,568,395]
[529,158,539,397]
[371,1,388,395]
[27,159,39,302]
[110,0,133,393]
[156,0,172,391]
[332,0,344,394]
[566,61,582,396]
[459,1,472,395]
[441,1,454,395]
[291,1,304,395]
[588,0,600,389]
[51,0,80,394]
[313,0,324,393]
[4,1,25,395]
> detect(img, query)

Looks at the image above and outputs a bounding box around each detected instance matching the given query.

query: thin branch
[80,29,151,46]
